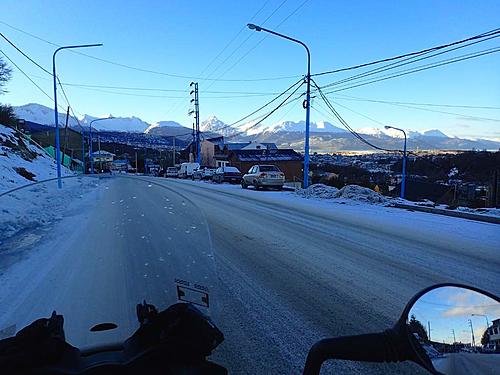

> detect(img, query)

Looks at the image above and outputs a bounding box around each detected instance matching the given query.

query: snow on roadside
[0,124,74,193]
[0,177,102,252]
[295,183,387,204]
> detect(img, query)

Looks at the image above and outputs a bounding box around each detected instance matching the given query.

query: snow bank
[295,183,339,199]
[0,177,100,245]
[295,184,387,204]
[0,124,73,193]
[335,185,388,204]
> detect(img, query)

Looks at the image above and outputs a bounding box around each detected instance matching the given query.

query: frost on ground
[296,183,387,204]
[0,124,73,193]
[0,177,104,272]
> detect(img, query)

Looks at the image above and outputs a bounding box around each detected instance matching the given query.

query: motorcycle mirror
[402,284,500,375]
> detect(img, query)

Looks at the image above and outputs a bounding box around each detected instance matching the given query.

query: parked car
[165,167,178,178]
[212,166,242,184]
[178,162,200,179]
[192,167,216,180]
[241,165,285,190]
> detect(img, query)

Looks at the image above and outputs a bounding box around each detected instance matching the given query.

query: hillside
[0,124,73,192]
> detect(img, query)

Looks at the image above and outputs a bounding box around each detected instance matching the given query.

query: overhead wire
[226,80,305,139]
[311,78,399,152]
[312,27,500,77]
[0,19,297,82]
[320,46,500,94]
[319,34,500,91]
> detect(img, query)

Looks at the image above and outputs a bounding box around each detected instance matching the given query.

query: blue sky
[0,0,499,140]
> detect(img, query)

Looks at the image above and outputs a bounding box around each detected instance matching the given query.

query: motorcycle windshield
[0,176,218,349]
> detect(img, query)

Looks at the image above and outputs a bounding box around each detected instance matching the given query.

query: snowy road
[142,177,499,374]
[0,176,498,374]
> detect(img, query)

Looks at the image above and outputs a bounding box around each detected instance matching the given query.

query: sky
[0,0,499,140]
[410,287,500,345]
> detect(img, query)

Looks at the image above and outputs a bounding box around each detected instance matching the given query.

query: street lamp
[89,116,114,174]
[385,125,407,199]
[53,43,102,187]
[471,314,490,328]
[247,23,311,188]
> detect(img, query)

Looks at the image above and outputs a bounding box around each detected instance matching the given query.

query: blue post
[52,43,102,182]
[81,127,85,173]
[89,124,94,174]
[52,52,62,188]
[401,134,407,199]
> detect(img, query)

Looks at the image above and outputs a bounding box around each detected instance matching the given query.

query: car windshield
[259,165,280,172]
[1,3,499,374]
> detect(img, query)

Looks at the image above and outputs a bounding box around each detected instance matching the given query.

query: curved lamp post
[247,24,311,188]
[53,43,102,187]
[89,116,114,174]
[385,125,407,199]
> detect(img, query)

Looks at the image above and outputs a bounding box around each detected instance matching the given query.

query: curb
[392,203,500,225]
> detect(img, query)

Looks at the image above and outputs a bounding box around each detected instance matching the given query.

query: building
[92,150,115,171]
[487,318,500,350]
[199,137,278,167]
[214,148,303,182]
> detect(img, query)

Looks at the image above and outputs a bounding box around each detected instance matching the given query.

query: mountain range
[13,103,500,152]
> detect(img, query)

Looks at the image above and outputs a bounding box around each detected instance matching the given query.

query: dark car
[212,166,242,184]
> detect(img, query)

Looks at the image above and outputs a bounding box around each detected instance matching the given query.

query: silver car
[241,165,285,190]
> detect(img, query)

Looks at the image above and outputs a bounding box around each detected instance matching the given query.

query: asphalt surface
[1,176,498,374]
[432,352,500,374]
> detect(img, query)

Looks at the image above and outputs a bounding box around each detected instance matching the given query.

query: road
[432,352,500,375]
[0,176,498,374]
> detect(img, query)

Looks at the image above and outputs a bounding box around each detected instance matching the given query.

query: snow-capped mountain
[200,115,238,137]
[422,129,449,138]
[80,114,149,132]
[357,127,449,139]
[266,120,346,134]
[14,103,79,127]
[145,120,184,134]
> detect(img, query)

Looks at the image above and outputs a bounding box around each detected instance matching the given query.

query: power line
[333,95,500,123]
[312,27,500,77]
[227,79,303,127]
[201,0,310,91]
[320,35,500,90]
[196,0,272,78]
[0,32,52,75]
[0,49,57,106]
[334,94,500,110]
[312,79,399,152]
[321,46,500,94]
[226,81,305,139]
[0,19,297,82]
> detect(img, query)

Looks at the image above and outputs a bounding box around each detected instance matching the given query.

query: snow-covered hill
[14,103,79,127]
[0,124,73,192]
[200,115,238,137]
[80,114,149,132]
[145,120,184,134]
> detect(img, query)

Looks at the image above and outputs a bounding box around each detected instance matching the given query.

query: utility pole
[135,151,138,175]
[189,82,200,164]
[62,106,70,163]
[98,132,102,172]
[172,135,176,166]
[452,329,456,344]
[468,319,476,348]
[428,321,431,341]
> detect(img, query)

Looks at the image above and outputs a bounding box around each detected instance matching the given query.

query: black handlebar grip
[303,330,411,375]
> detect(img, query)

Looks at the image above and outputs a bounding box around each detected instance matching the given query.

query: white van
[178,162,200,179]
